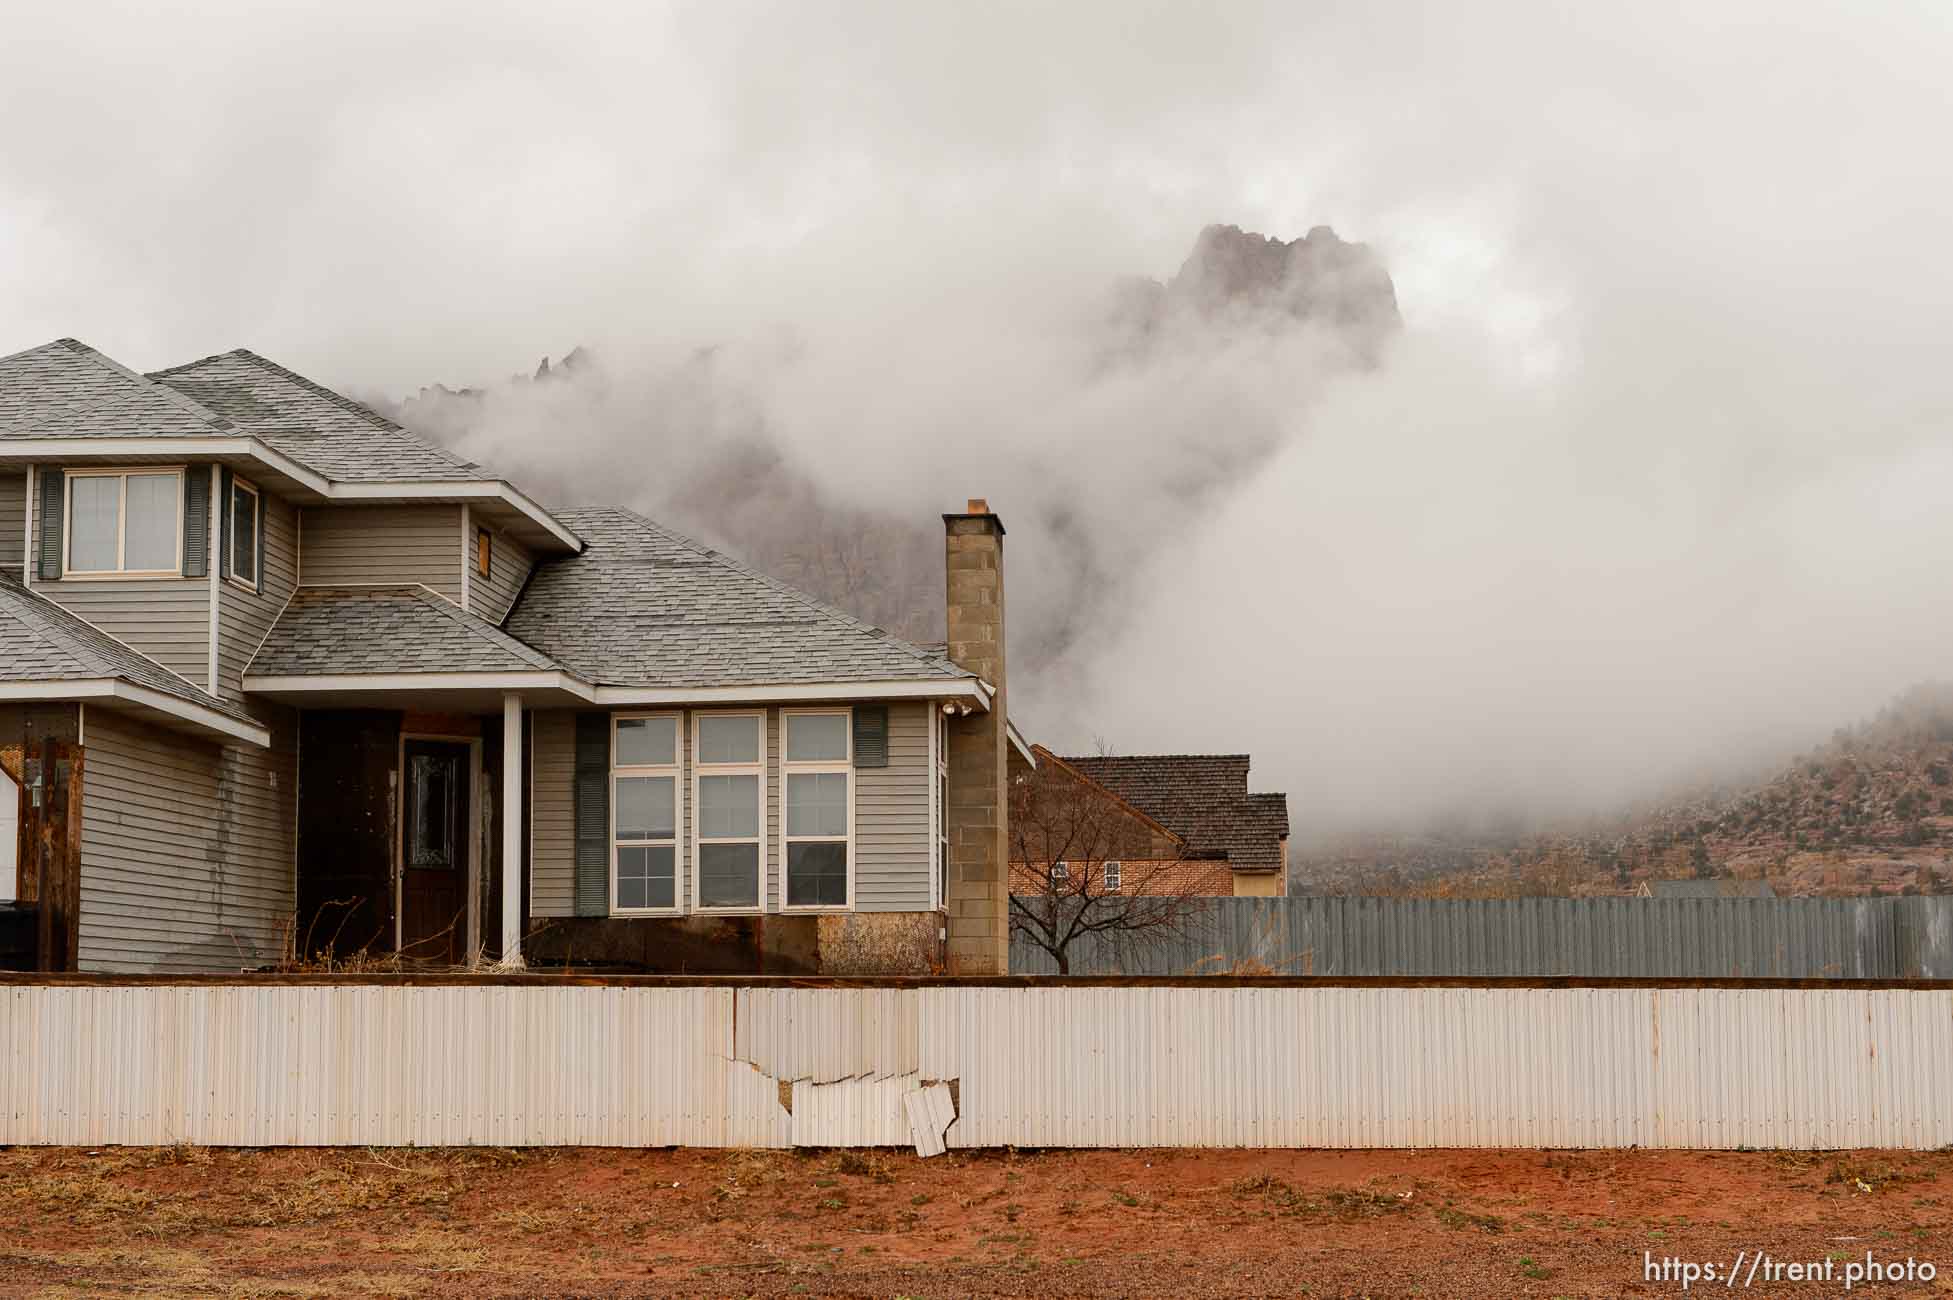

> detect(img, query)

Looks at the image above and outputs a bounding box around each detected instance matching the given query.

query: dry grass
[380,1227,487,1273]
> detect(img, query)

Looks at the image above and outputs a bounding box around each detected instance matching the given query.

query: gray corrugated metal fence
[1010,896,1953,977]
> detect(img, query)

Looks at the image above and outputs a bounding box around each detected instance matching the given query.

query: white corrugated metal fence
[3,981,1950,1149]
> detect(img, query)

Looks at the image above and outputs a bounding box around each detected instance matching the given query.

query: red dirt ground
[2,1144,1951,1297]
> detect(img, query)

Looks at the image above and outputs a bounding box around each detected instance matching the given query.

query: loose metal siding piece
[790,1074,916,1147]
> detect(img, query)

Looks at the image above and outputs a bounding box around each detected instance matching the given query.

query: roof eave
[0,439,583,553]
[0,679,270,748]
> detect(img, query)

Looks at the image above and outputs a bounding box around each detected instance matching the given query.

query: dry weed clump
[1226,1173,1415,1221]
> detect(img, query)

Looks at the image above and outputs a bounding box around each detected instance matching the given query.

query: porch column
[500,693,525,967]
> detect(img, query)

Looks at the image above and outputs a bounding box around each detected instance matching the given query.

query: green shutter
[183,470,210,578]
[218,467,234,580]
[36,468,63,581]
[573,712,610,916]
[853,705,889,768]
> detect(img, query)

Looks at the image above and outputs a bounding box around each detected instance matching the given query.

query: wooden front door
[400,739,469,965]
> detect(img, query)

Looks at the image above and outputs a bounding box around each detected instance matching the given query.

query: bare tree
[1007,752,1211,974]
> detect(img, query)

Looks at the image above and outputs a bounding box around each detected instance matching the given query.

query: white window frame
[611,711,683,916]
[937,702,953,905]
[63,467,184,579]
[228,475,262,593]
[1052,860,1070,882]
[690,709,766,913]
[1103,860,1122,892]
[781,707,854,912]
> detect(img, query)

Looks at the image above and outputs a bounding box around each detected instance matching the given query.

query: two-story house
[0,338,1015,975]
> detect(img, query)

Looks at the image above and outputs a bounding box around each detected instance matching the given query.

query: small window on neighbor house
[1052,861,1070,881]
[230,478,260,588]
[1103,861,1122,892]
[476,527,492,579]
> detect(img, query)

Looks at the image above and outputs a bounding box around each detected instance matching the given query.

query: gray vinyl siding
[0,472,23,571]
[470,526,534,625]
[298,504,463,602]
[77,704,298,974]
[530,710,575,916]
[30,493,211,685]
[218,491,298,697]
[530,703,933,917]
[852,702,932,910]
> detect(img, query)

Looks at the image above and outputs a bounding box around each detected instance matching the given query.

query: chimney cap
[943,498,1005,534]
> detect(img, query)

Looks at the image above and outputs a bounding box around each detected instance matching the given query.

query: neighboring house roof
[247,586,570,678]
[504,507,975,689]
[149,349,490,483]
[1639,878,1778,899]
[1027,745,1185,847]
[0,571,265,743]
[1059,754,1290,872]
[0,338,231,437]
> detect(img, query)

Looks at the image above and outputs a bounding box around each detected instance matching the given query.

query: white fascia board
[0,436,333,497]
[243,670,593,697]
[589,678,990,707]
[0,679,270,748]
[1,439,581,551]
[1007,719,1036,767]
[330,480,583,552]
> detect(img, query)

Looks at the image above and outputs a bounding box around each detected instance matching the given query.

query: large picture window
[612,713,680,913]
[693,712,763,910]
[67,469,182,576]
[784,709,851,908]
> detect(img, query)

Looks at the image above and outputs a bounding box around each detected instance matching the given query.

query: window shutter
[36,468,63,581]
[573,712,611,917]
[254,492,266,591]
[218,467,234,579]
[183,470,210,578]
[853,705,889,768]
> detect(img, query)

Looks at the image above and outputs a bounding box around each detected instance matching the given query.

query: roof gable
[149,349,487,482]
[505,507,972,690]
[0,338,231,437]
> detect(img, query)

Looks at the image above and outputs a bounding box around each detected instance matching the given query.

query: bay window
[67,469,182,576]
[784,709,851,908]
[693,712,763,910]
[612,713,679,913]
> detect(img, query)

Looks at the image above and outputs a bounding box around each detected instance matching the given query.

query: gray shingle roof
[0,571,257,726]
[0,338,231,437]
[149,350,489,483]
[247,586,569,678]
[505,507,973,689]
[1060,754,1291,872]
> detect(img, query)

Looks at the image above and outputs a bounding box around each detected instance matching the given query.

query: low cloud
[5,1,1952,831]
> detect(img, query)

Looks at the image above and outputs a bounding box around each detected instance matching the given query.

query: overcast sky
[6,2,1952,829]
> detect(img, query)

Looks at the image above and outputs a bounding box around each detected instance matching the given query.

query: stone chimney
[943,498,1009,973]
